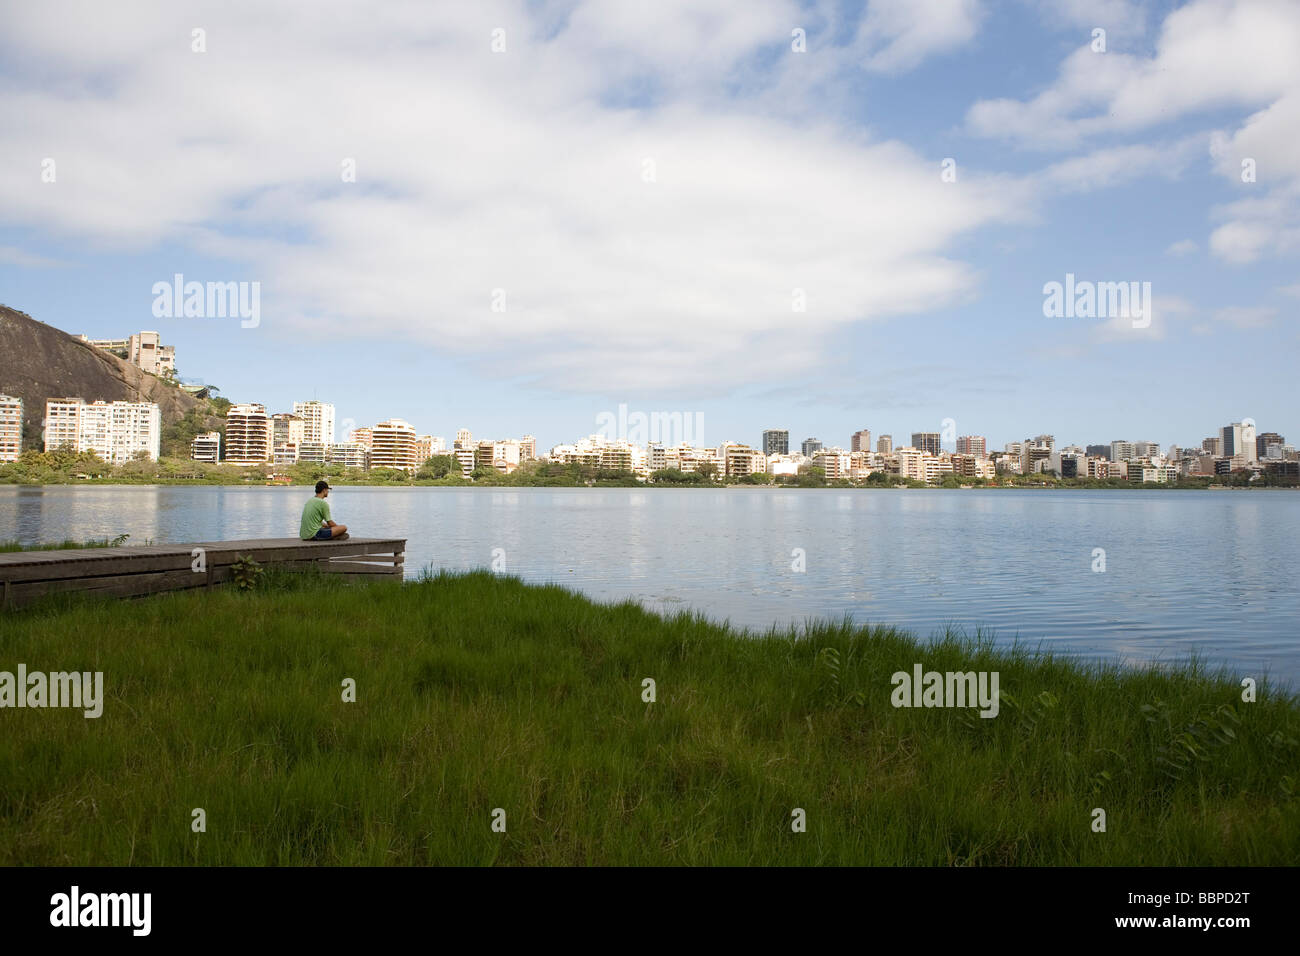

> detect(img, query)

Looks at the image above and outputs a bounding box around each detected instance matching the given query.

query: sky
[0,0,1297,453]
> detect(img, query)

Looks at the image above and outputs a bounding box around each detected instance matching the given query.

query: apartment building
[994,452,1023,475]
[1127,462,1177,483]
[453,447,476,478]
[801,438,823,457]
[850,429,872,454]
[876,434,893,454]
[415,435,435,465]
[371,419,418,471]
[1257,432,1284,458]
[1023,435,1055,473]
[348,426,373,448]
[475,439,521,474]
[225,403,273,465]
[1110,440,1135,462]
[328,442,370,469]
[129,331,176,376]
[896,447,926,481]
[190,431,221,463]
[951,453,980,477]
[43,399,82,452]
[272,413,306,448]
[0,394,21,462]
[848,450,878,480]
[43,398,161,464]
[911,432,941,456]
[81,332,175,376]
[928,456,954,483]
[766,455,800,477]
[1221,422,1257,464]
[273,443,301,466]
[471,437,537,474]
[676,444,720,474]
[297,441,327,465]
[955,435,986,457]
[723,443,767,478]
[762,429,790,456]
[293,401,335,446]
[813,448,850,480]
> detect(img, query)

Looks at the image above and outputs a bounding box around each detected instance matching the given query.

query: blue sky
[1,0,1296,452]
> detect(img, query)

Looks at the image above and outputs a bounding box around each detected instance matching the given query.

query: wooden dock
[0,538,406,609]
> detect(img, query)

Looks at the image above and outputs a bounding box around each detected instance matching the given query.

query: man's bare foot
[336,532,350,540]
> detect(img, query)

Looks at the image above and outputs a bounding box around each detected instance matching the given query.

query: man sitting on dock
[300,481,349,541]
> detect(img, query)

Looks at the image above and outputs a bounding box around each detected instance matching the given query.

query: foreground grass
[1,571,1297,865]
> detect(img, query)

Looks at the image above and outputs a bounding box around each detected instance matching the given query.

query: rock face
[0,304,211,446]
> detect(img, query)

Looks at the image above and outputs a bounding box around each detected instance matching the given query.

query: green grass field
[1,570,1297,865]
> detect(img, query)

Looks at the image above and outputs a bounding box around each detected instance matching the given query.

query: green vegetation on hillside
[0,571,1296,865]
[160,396,230,459]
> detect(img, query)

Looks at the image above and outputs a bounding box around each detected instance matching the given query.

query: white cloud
[853,0,984,74]
[1165,238,1198,256]
[1041,137,1200,192]
[968,0,1300,263]
[0,0,1017,394]
[968,0,1300,148]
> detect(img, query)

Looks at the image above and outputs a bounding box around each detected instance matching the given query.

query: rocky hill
[0,304,223,455]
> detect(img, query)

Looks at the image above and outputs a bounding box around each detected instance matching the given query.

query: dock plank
[0,538,408,607]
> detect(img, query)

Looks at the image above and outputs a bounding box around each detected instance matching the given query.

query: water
[3,485,1298,687]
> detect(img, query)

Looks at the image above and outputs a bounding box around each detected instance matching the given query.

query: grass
[0,569,1297,865]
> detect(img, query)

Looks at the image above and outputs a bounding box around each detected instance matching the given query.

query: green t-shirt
[300,496,331,539]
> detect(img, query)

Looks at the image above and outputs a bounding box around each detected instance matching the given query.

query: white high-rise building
[225,403,273,465]
[293,401,336,446]
[43,398,161,464]
[328,442,370,469]
[371,419,418,472]
[1222,421,1257,464]
[0,394,22,462]
[191,431,221,463]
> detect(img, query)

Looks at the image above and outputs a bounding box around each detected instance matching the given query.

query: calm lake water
[2,485,1298,686]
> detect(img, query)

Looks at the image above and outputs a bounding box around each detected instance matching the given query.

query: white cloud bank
[967,0,1300,265]
[0,0,1023,393]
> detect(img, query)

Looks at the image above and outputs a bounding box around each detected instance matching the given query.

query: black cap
[315,480,330,494]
